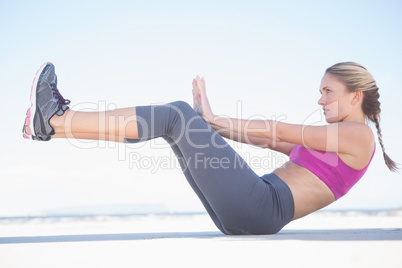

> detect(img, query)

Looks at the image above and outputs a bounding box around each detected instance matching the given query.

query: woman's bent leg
[46,99,293,234]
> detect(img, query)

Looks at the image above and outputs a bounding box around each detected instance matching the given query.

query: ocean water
[1,204,401,223]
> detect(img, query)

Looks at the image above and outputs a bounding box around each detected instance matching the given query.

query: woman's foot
[22,62,70,141]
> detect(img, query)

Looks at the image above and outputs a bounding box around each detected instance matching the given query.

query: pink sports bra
[289,145,375,200]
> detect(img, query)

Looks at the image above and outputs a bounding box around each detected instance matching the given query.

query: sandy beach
[0,209,401,268]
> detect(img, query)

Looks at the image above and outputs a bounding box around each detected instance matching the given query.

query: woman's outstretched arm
[208,114,373,156]
[192,76,374,157]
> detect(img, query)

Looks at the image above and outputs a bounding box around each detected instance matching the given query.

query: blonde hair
[326,62,399,172]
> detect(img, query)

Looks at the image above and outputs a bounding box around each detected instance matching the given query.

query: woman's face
[318,73,357,123]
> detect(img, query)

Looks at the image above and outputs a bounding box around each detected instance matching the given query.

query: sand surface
[1,210,401,268]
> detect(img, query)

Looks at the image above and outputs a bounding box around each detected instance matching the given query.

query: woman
[23,62,398,235]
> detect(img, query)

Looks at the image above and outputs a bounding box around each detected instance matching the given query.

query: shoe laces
[51,83,71,107]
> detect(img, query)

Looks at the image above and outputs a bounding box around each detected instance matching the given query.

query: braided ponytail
[326,62,399,172]
[373,116,399,172]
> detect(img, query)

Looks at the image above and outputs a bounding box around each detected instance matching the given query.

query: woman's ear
[351,90,363,105]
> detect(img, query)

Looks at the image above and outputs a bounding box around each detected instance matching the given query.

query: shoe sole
[23,62,52,139]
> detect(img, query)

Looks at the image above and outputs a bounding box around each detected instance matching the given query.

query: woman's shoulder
[338,121,375,143]
[337,121,375,168]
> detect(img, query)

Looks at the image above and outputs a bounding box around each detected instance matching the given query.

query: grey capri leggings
[125,100,294,235]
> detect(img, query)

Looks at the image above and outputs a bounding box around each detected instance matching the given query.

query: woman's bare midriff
[273,161,336,220]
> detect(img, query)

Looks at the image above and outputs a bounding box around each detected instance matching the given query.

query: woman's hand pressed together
[192,75,215,123]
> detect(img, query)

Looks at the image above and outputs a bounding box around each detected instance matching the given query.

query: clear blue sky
[0,0,401,216]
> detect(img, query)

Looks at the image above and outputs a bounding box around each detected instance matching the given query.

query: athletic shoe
[22,62,70,141]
